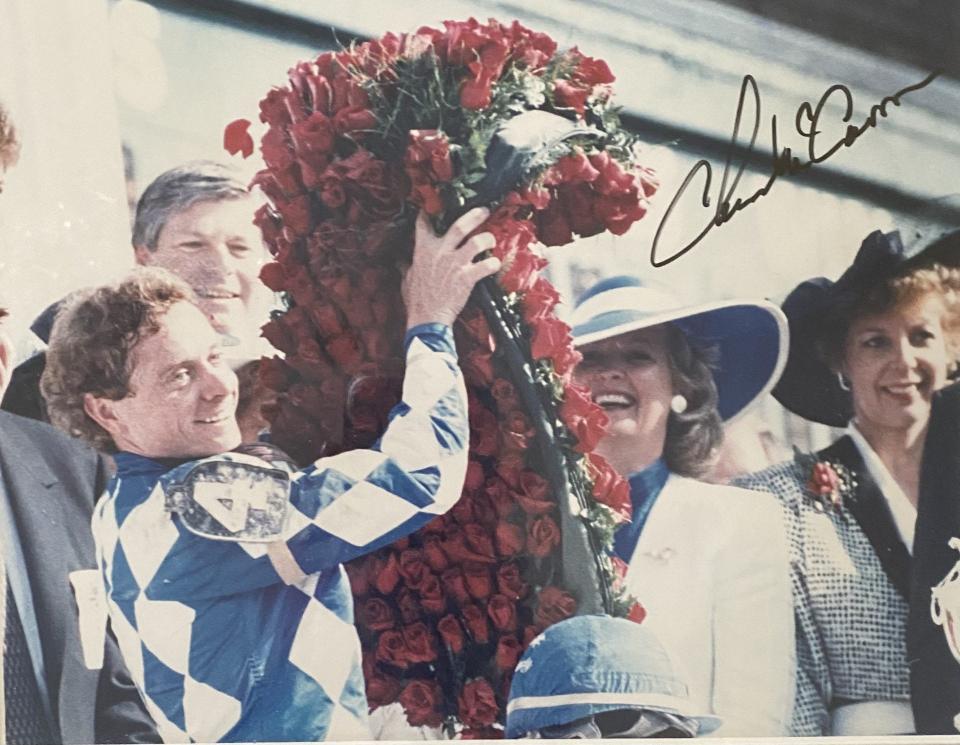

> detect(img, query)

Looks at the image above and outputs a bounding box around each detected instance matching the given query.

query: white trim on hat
[572,285,678,324]
[506,691,721,732]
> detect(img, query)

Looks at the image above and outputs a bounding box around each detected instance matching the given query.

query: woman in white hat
[570,275,794,737]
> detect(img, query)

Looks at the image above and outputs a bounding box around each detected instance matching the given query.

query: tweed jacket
[735,436,913,736]
[623,474,795,737]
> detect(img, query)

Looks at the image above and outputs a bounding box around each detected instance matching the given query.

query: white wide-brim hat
[570,275,788,424]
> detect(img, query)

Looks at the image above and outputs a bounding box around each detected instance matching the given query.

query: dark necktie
[3,579,53,745]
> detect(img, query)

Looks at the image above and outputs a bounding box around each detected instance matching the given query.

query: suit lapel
[0,415,97,741]
[819,436,912,601]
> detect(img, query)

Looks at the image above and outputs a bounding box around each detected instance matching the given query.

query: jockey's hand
[402,208,501,330]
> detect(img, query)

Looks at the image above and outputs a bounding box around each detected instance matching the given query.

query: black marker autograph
[650,70,941,267]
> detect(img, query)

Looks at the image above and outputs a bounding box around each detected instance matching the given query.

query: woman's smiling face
[573,325,675,455]
[843,291,953,438]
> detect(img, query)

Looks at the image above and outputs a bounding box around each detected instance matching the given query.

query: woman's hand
[402,208,500,330]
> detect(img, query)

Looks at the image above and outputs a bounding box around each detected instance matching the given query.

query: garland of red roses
[229,18,657,736]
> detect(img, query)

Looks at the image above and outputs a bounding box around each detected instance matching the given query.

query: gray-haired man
[132,161,273,349]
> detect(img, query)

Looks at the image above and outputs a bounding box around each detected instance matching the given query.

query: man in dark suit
[0,101,158,743]
[910,380,960,734]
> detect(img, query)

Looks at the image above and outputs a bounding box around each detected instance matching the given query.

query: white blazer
[624,474,795,737]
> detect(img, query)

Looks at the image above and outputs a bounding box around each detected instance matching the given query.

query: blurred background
[0,0,957,466]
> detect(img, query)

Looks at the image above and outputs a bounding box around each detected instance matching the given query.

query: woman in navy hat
[570,276,795,736]
[736,228,960,736]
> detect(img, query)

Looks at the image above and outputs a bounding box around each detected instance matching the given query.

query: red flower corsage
[802,456,856,513]
[807,461,841,508]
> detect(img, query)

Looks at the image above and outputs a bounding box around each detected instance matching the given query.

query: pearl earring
[670,394,688,414]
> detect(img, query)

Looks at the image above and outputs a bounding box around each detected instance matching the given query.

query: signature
[650,70,940,267]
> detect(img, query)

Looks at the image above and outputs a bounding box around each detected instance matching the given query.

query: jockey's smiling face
[87,301,241,459]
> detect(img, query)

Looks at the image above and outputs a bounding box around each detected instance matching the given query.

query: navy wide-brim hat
[570,276,788,424]
[505,615,721,737]
[773,228,960,426]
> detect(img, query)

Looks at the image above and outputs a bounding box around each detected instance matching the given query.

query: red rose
[589,151,634,195]
[470,403,500,457]
[456,306,493,346]
[551,344,583,379]
[495,634,522,671]
[259,88,293,127]
[308,299,344,337]
[495,452,524,489]
[419,573,446,615]
[290,111,335,157]
[401,622,438,664]
[443,525,496,564]
[553,78,590,116]
[594,191,647,236]
[463,348,495,385]
[587,452,632,524]
[628,602,647,624]
[421,534,450,572]
[517,471,555,515]
[487,594,517,632]
[259,261,286,292]
[459,679,499,729]
[396,588,423,625]
[462,603,491,644]
[490,378,520,410]
[529,314,573,363]
[485,477,518,520]
[366,670,402,709]
[560,383,608,453]
[398,679,443,728]
[325,332,365,375]
[463,561,493,600]
[494,520,525,557]
[333,105,376,134]
[534,586,577,629]
[258,356,292,393]
[507,20,557,68]
[441,566,470,605]
[496,562,530,601]
[406,130,454,180]
[465,460,486,492]
[522,625,539,646]
[538,203,573,246]
[550,150,600,184]
[360,597,396,632]
[375,629,409,669]
[470,493,498,528]
[499,243,546,295]
[500,409,535,452]
[372,552,401,595]
[398,549,430,589]
[463,523,496,560]
[223,119,253,158]
[261,318,296,356]
[450,496,476,526]
[526,515,561,558]
[520,278,561,324]
[344,557,370,596]
[437,614,466,654]
[562,182,605,238]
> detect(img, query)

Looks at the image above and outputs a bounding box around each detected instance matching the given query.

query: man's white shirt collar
[847,423,916,555]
